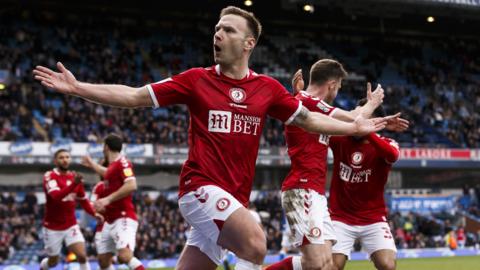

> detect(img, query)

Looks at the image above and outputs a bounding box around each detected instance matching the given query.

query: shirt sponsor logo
[339,162,371,183]
[208,110,261,135]
[229,88,246,103]
[318,134,330,146]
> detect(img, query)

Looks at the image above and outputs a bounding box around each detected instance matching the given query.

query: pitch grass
[156,256,480,270]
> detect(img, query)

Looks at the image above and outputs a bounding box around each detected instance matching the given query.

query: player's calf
[117,248,144,270]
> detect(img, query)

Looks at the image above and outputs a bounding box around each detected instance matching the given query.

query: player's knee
[240,234,267,264]
[117,250,133,264]
[48,257,59,267]
[304,257,333,270]
[98,258,111,269]
[375,258,396,270]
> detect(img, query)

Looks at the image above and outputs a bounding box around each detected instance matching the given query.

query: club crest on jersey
[229,88,246,103]
[351,152,364,165]
[309,227,322,238]
[216,198,231,211]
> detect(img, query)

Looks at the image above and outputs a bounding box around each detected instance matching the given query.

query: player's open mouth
[214,45,221,52]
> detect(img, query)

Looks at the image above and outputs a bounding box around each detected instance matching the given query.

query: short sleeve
[44,172,59,193]
[266,80,302,124]
[119,158,136,183]
[146,68,199,107]
[304,98,337,116]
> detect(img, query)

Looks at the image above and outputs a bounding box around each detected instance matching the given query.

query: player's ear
[244,37,255,51]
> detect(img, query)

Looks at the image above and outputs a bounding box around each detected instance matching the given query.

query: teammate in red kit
[329,100,401,270]
[34,6,391,269]
[266,59,403,270]
[40,149,97,270]
[81,134,144,270]
[85,158,109,263]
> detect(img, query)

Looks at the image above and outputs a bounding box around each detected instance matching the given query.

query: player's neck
[306,85,330,102]
[55,167,68,174]
[107,152,121,163]
[218,62,249,80]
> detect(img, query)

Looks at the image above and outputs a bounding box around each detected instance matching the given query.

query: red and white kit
[43,169,95,256]
[329,133,399,258]
[148,65,301,264]
[96,156,138,254]
[282,91,338,247]
[91,181,106,250]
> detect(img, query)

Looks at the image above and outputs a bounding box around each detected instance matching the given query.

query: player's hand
[353,115,387,136]
[291,69,304,95]
[366,83,384,107]
[385,113,409,132]
[94,197,110,212]
[33,62,78,95]
[95,213,105,223]
[73,172,84,184]
[81,156,94,168]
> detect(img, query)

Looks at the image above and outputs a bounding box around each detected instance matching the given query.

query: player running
[34,6,391,270]
[266,59,408,270]
[81,134,144,270]
[329,99,401,270]
[40,149,98,270]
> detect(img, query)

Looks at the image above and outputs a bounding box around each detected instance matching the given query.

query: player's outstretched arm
[33,62,152,108]
[81,156,107,177]
[291,106,388,136]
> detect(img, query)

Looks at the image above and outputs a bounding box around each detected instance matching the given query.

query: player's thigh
[176,244,217,270]
[43,227,66,257]
[117,247,134,264]
[217,206,266,259]
[67,242,87,258]
[64,224,86,248]
[111,218,138,253]
[281,189,328,248]
[178,185,264,260]
[371,249,396,270]
[359,222,397,258]
[331,221,357,260]
[98,223,116,255]
[300,241,333,269]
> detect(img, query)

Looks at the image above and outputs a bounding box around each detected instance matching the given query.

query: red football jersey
[103,156,137,223]
[43,169,85,230]
[148,65,301,206]
[282,92,337,195]
[91,181,106,232]
[328,134,399,225]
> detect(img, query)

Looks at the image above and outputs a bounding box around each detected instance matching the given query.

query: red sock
[265,257,293,270]
[134,266,144,270]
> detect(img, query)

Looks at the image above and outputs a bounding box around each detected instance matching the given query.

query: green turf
[155,256,480,270]
[344,256,480,270]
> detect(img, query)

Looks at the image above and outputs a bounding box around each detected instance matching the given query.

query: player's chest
[192,78,270,136]
[337,147,377,184]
